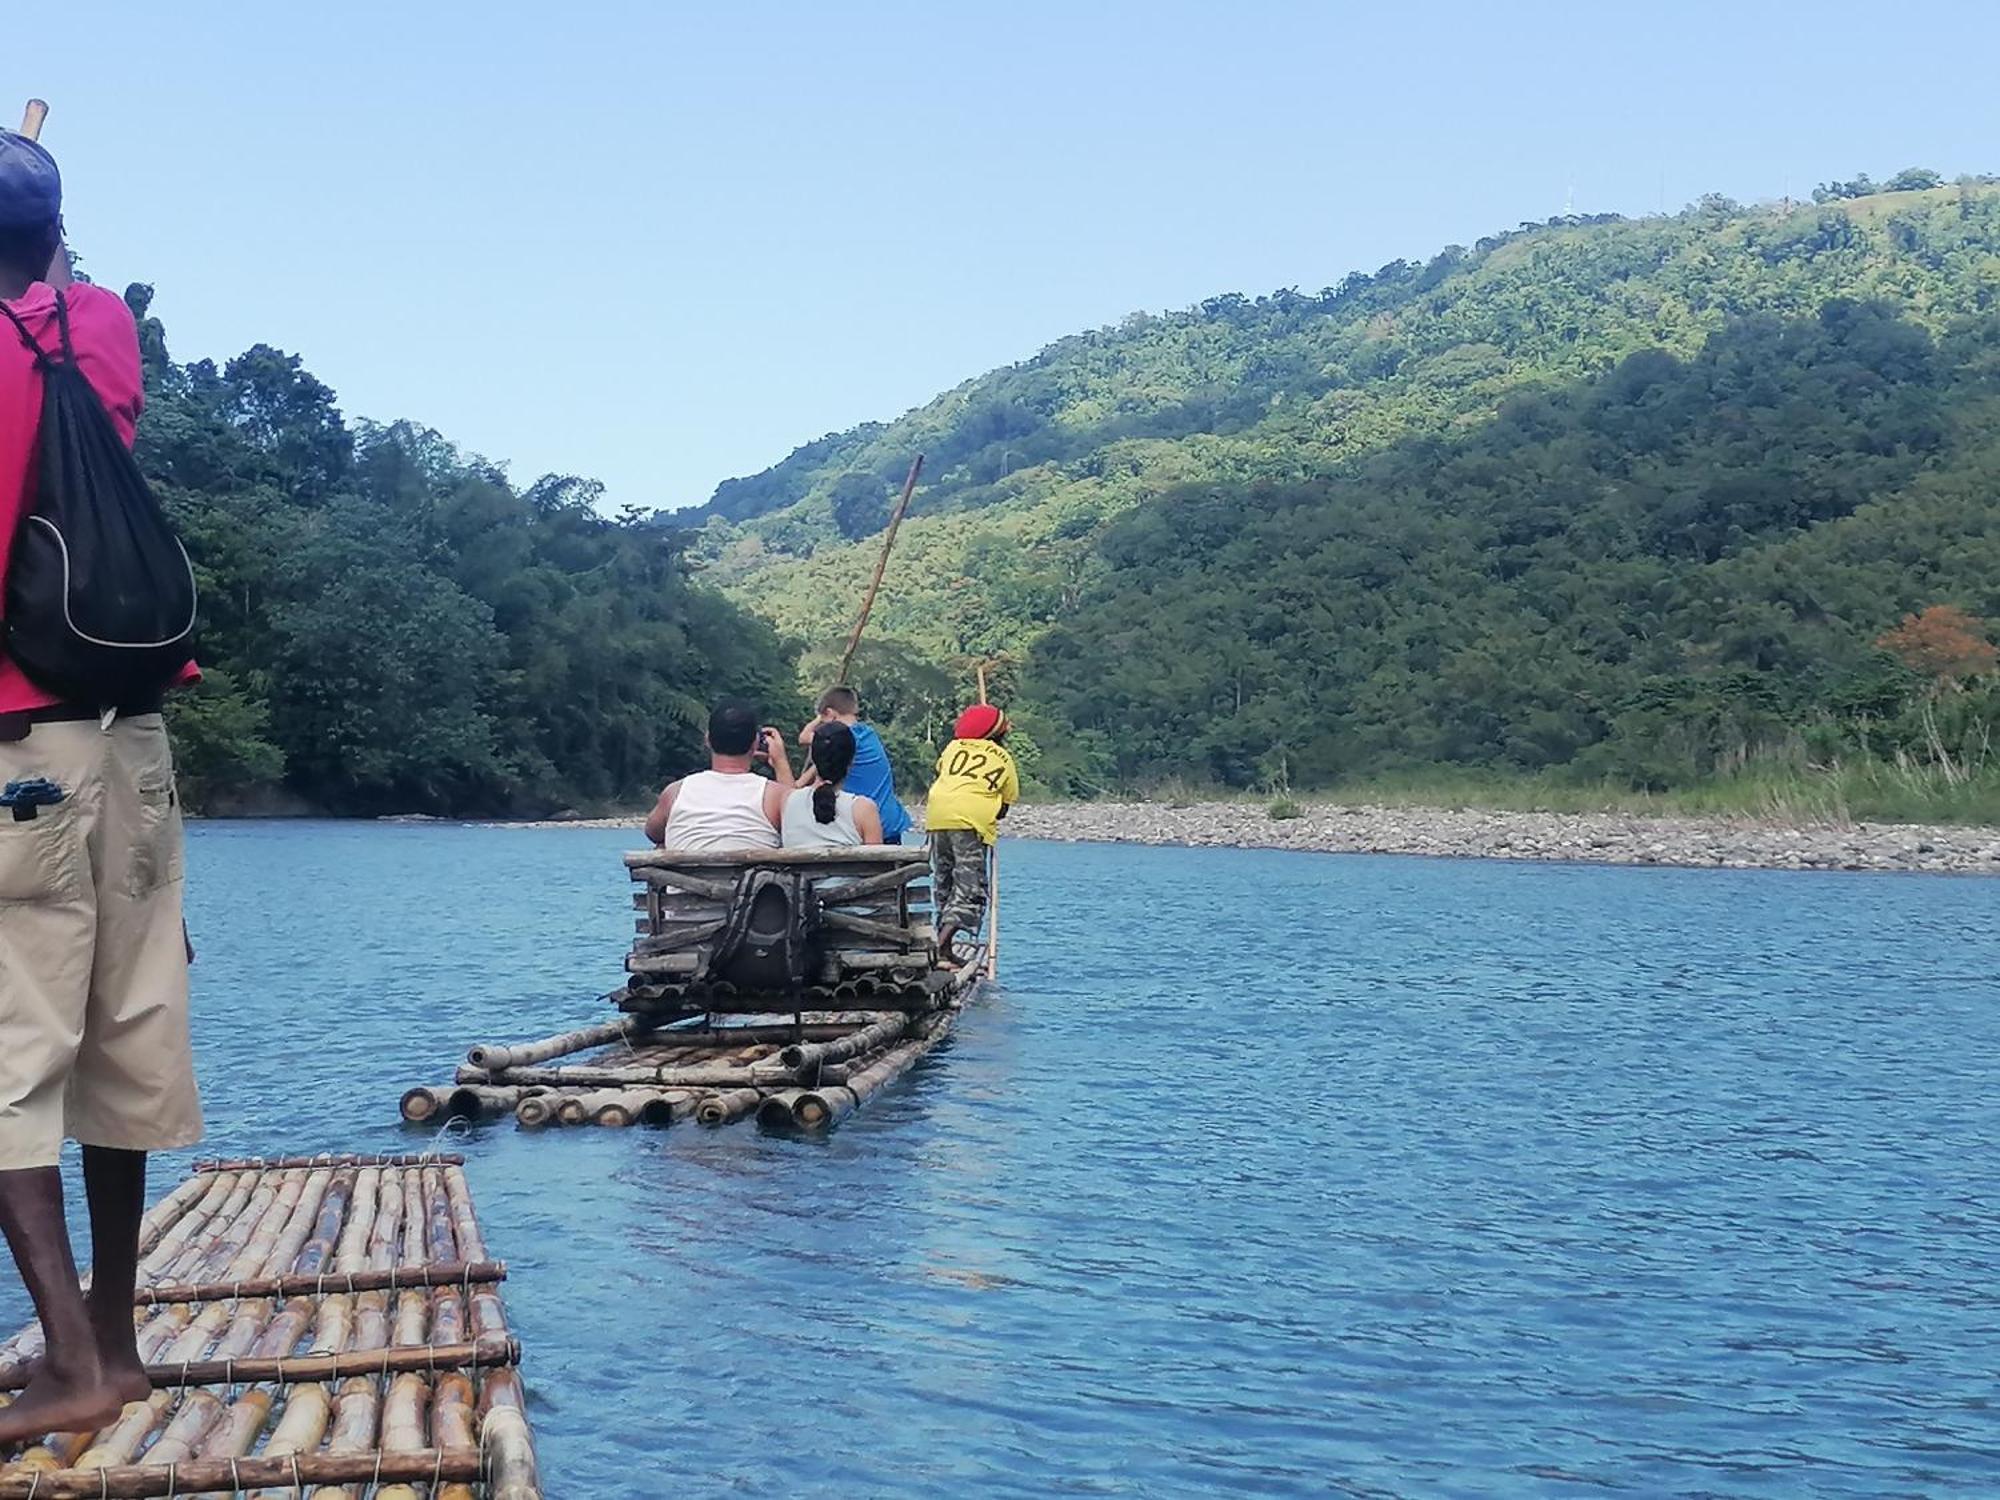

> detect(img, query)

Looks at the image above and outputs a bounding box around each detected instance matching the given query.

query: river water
[6,824,1997,1496]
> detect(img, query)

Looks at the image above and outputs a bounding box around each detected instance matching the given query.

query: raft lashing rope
[0,1154,542,1497]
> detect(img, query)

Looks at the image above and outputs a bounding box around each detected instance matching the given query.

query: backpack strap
[51,289,75,365]
[0,297,53,371]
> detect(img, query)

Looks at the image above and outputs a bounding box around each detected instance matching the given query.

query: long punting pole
[978,665,1000,981]
[835,453,924,685]
[19,99,48,140]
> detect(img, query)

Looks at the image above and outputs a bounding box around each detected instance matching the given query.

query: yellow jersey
[925,737,1019,844]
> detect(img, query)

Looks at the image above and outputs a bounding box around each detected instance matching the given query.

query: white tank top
[781,787,862,848]
[661,770,779,851]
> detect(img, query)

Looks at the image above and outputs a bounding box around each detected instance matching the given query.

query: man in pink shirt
[0,128,201,1443]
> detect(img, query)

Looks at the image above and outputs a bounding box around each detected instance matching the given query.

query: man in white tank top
[644,700,794,850]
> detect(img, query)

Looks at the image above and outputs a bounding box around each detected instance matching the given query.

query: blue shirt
[844,722,910,840]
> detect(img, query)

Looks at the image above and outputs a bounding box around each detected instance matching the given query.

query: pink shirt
[0,280,190,712]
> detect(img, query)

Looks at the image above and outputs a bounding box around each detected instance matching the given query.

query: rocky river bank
[497,801,2000,875]
[1000,801,2000,875]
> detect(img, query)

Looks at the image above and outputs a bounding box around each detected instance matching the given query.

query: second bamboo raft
[0,1153,540,1498]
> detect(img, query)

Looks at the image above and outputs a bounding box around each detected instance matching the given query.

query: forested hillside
[127,289,791,816]
[693,176,2000,812]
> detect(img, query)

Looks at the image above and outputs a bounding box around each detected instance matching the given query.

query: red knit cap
[955,704,1007,740]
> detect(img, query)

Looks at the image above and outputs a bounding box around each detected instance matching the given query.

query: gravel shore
[498,801,2000,875]
[1002,801,2000,875]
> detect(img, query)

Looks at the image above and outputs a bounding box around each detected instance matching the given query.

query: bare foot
[0,1367,128,1448]
[89,1301,153,1406]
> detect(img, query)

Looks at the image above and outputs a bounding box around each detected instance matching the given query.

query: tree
[1876,605,1998,691]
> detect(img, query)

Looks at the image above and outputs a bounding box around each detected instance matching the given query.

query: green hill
[692,177,2000,815]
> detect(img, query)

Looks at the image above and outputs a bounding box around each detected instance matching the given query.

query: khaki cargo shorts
[0,714,202,1170]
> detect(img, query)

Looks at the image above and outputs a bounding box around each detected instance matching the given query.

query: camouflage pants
[930,829,989,935]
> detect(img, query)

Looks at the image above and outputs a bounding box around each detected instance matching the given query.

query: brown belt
[0,700,164,743]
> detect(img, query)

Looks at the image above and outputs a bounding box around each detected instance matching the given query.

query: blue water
[9,824,2000,1496]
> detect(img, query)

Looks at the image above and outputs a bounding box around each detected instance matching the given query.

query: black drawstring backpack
[0,290,196,705]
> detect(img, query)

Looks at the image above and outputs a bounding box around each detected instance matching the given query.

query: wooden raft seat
[623,846,937,1009]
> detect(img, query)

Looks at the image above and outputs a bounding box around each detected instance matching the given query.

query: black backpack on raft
[0,291,196,705]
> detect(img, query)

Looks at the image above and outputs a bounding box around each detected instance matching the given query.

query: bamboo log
[306,1375,385,1500]
[462,1061,787,1090]
[587,1090,641,1127]
[290,1169,356,1278]
[696,1089,763,1126]
[514,1093,559,1129]
[194,1385,271,1460]
[779,1013,910,1074]
[368,1370,430,1500]
[194,1154,461,1172]
[431,1372,479,1500]
[756,1090,808,1130]
[256,1166,333,1277]
[480,1371,542,1500]
[141,1386,224,1465]
[0,1449,485,1499]
[73,1300,233,1467]
[398,1086,450,1123]
[442,1168,489,1264]
[792,1086,858,1130]
[465,1016,657,1072]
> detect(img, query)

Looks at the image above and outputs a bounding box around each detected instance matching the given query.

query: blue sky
[13,0,1997,511]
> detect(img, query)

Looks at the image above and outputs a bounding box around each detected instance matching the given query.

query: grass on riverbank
[1121,759,2000,827]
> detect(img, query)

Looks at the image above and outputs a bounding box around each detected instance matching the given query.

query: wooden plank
[0,1450,485,1498]
[822,911,928,948]
[633,868,736,900]
[632,920,727,955]
[0,1335,519,1393]
[627,846,927,869]
[136,1261,506,1305]
[626,952,701,975]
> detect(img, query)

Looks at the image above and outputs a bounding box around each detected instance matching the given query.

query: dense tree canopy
[687,178,2000,803]
[129,288,791,815]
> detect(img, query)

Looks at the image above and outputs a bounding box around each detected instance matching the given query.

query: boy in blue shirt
[796,685,911,844]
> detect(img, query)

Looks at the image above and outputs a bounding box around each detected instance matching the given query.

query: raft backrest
[625,846,936,996]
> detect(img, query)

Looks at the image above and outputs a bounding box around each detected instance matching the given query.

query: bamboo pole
[695,1088,762,1126]
[986,840,1000,980]
[465,1016,657,1072]
[462,1061,788,1090]
[514,1093,559,1129]
[757,1090,808,1130]
[777,1013,910,1075]
[431,1372,479,1500]
[836,454,925,685]
[19,100,48,141]
[480,1369,542,1500]
[791,1086,858,1130]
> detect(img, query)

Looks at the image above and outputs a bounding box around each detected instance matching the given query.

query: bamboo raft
[0,1154,540,1498]
[401,846,985,1133]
